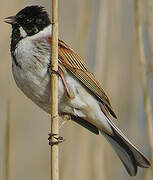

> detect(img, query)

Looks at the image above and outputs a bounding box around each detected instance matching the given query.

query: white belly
[12,62,65,113]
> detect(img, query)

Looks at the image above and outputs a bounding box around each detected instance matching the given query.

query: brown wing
[58,40,117,119]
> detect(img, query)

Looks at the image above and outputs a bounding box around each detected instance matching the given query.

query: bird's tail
[100,119,150,176]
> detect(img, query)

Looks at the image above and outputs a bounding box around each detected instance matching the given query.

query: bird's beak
[4,16,17,25]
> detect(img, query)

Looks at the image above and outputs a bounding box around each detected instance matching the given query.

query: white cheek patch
[19,26,27,38]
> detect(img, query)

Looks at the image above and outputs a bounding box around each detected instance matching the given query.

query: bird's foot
[48,133,65,146]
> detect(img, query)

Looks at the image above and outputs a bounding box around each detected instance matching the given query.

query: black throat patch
[10,25,23,67]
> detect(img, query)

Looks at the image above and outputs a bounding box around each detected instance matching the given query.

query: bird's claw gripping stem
[48,133,65,146]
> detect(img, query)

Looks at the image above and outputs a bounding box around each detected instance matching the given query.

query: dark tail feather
[100,120,151,176]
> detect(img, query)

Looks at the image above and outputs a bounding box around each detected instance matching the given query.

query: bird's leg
[48,133,65,146]
[59,114,71,129]
[49,66,74,99]
[58,68,75,99]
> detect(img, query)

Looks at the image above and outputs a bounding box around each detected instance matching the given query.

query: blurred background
[0,0,153,180]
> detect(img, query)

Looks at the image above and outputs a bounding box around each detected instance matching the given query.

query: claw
[49,68,60,76]
[48,133,65,146]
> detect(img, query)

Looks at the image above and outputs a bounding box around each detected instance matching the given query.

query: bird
[5,5,150,176]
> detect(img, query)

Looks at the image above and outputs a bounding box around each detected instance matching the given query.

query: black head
[5,6,51,65]
[5,6,51,37]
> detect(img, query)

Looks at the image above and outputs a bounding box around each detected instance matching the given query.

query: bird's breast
[12,37,65,113]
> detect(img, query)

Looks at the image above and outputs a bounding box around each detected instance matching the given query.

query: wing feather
[58,40,117,119]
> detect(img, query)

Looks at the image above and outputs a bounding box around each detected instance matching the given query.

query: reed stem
[51,0,59,180]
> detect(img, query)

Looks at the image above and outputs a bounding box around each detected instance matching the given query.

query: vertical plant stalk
[136,0,153,174]
[6,99,11,180]
[51,0,59,180]
[147,0,153,64]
